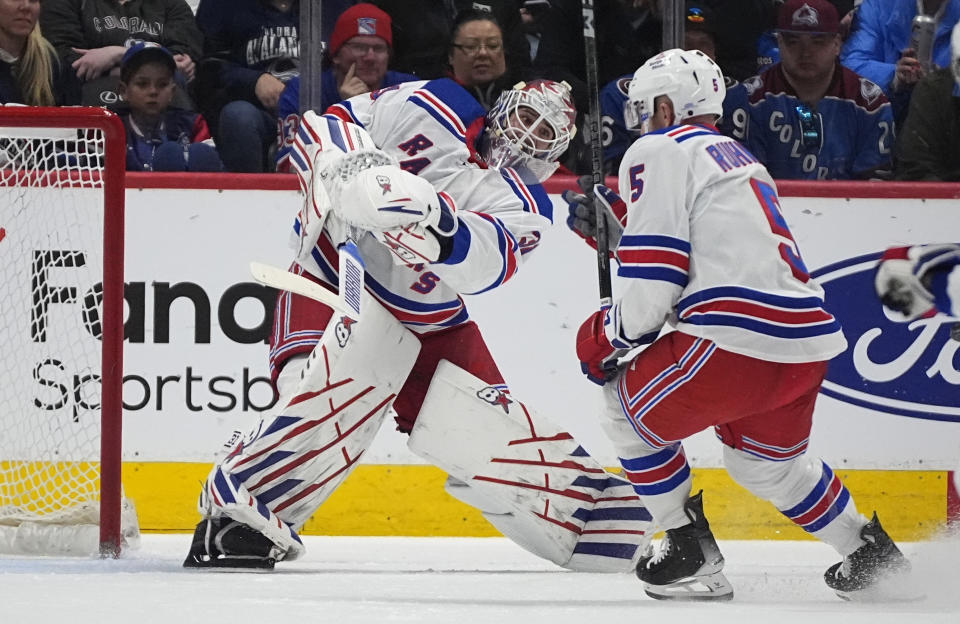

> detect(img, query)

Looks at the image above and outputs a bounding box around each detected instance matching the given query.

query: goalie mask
[624,48,725,135]
[481,79,577,182]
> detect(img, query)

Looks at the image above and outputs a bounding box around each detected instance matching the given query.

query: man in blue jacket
[841,0,960,119]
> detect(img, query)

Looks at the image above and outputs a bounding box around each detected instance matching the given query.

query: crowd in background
[1,0,959,181]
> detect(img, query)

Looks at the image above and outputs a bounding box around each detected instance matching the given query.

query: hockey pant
[409,360,654,572]
[602,331,867,556]
[198,288,421,560]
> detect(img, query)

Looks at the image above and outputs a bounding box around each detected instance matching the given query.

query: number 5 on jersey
[750,178,809,283]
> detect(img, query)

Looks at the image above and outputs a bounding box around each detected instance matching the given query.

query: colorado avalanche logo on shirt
[814,253,959,422]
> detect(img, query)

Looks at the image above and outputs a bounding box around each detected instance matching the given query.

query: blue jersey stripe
[410,95,467,143]
[681,313,841,339]
[678,286,826,311]
[572,541,640,559]
[619,234,691,252]
[617,265,688,286]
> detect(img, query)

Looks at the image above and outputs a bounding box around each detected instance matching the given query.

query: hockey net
[0,107,138,556]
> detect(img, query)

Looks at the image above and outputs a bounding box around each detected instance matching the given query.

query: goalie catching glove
[333,164,458,264]
[562,175,627,252]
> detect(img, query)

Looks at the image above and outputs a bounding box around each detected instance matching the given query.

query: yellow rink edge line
[121,463,950,541]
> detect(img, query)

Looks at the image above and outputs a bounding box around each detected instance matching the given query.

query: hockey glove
[576,308,623,385]
[373,192,458,265]
[563,175,626,252]
[874,246,936,321]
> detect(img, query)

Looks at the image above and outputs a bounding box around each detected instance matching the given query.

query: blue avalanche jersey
[720,62,894,180]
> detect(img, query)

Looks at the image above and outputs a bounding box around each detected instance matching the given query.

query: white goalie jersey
[609,124,847,363]
[285,78,555,334]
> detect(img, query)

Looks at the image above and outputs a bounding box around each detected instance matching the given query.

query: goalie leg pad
[202,289,421,555]
[409,360,653,572]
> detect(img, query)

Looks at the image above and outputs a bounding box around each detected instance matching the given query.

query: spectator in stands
[722,0,894,179]
[595,0,662,86]
[275,3,416,172]
[518,0,586,108]
[371,0,530,81]
[116,42,222,171]
[841,0,960,120]
[894,20,960,179]
[193,0,300,172]
[738,0,853,77]
[447,10,519,110]
[0,0,79,105]
[39,0,202,107]
[598,1,726,174]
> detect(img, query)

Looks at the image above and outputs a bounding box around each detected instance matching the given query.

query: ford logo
[813,252,959,423]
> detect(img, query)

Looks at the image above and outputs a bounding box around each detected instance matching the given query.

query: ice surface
[1,535,958,623]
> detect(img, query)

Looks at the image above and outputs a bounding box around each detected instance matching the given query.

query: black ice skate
[636,490,733,601]
[824,512,917,601]
[183,517,281,570]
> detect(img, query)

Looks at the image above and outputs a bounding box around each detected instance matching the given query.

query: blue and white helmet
[481,79,577,182]
[624,48,725,135]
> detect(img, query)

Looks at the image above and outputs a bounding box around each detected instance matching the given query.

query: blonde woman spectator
[0,0,78,104]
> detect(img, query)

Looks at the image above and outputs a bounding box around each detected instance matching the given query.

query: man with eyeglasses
[721,0,895,179]
[277,4,417,172]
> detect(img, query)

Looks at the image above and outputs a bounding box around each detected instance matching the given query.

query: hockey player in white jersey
[183,78,654,572]
[568,49,912,601]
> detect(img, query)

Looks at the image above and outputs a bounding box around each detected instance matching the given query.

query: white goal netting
[0,111,139,556]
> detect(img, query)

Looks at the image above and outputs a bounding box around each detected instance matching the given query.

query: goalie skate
[636,491,733,601]
[183,518,283,571]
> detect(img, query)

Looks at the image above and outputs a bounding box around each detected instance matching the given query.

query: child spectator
[116,42,222,172]
[0,0,78,105]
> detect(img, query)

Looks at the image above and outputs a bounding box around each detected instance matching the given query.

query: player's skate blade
[636,491,733,601]
[641,570,734,601]
[182,518,279,571]
[824,512,920,602]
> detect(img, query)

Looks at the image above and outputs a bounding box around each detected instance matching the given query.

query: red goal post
[0,107,134,556]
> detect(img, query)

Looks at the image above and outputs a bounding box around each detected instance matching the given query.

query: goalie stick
[250,254,363,319]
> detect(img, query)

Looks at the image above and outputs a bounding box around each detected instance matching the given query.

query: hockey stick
[250,260,361,319]
[581,0,612,307]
